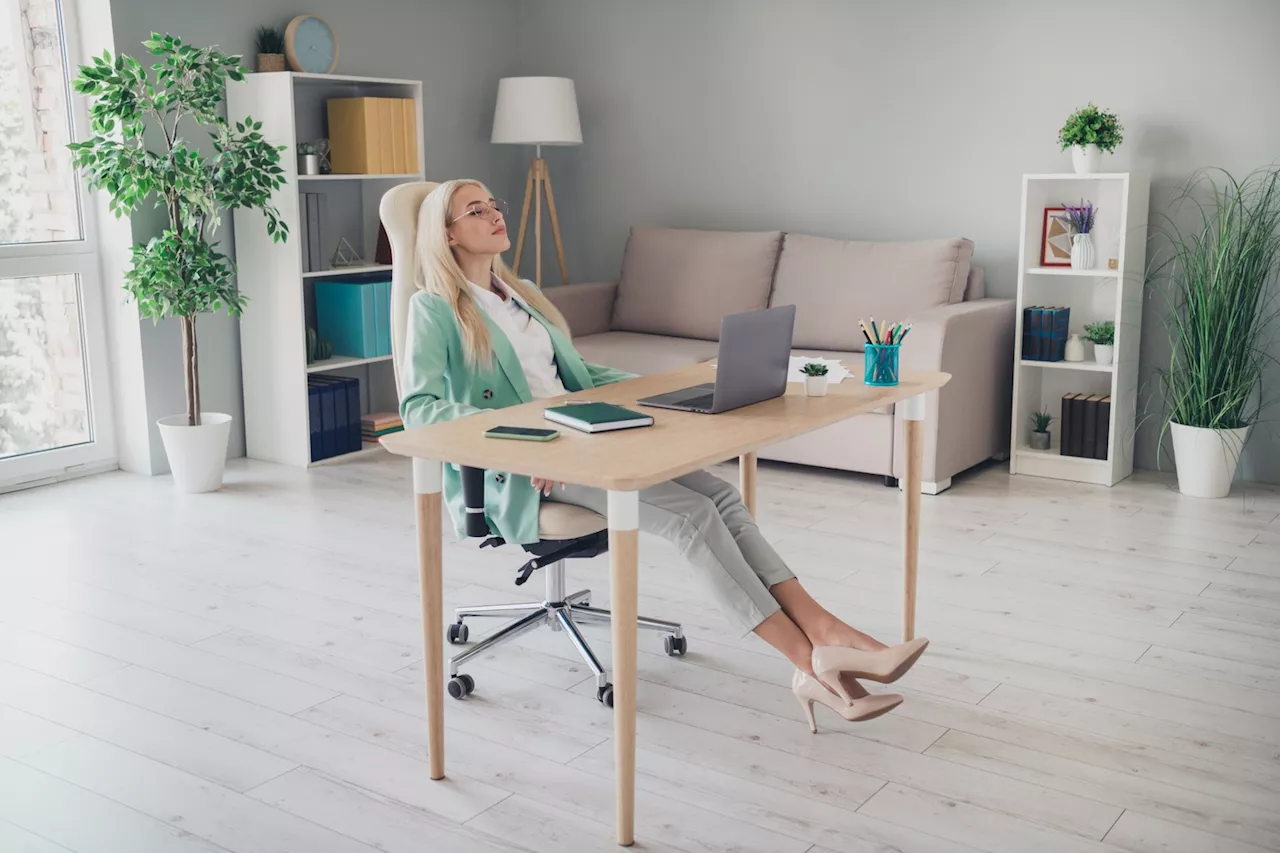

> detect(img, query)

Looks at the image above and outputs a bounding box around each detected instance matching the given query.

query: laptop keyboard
[682,393,715,411]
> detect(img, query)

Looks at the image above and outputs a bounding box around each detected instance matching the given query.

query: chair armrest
[892,298,1016,484]
[543,281,618,337]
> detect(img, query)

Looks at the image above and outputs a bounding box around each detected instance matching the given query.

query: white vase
[1071,143,1101,174]
[1093,343,1113,365]
[1170,422,1250,498]
[157,412,233,493]
[1064,334,1085,362]
[1070,233,1095,270]
[804,375,828,397]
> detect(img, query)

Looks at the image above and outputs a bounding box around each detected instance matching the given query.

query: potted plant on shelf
[68,34,289,492]
[1057,200,1097,270]
[1084,321,1115,365]
[1152,167,1280,498]
[1029,410,1053,451]
[801,362,829,396]
[255,25,286,72]
[1058,103,1123,175]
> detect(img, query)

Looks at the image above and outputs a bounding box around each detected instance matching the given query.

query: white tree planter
[1071,144,1101,174]
[1170,422,1250,498]
[157,412,233,493]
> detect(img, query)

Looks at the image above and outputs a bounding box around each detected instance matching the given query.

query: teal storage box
[315,280,391,358]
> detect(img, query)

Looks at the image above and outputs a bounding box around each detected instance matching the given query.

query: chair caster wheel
[597,683,614,708]
[447,622,469,644]
[447,674,475,699]
[664,635,687,657]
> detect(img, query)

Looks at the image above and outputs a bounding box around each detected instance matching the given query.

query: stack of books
[1060,393,1111,459]
[308,374,362,462]
[1021,306,1071,361]
[362,412,403,441]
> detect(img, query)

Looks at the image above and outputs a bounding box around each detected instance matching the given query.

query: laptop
[636,305,796,414]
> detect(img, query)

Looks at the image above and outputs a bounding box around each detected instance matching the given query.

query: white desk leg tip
[413,458,442,495]
[903,393,926,422]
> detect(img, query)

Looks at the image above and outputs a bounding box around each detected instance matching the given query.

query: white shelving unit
[1009,173,1149,486]
[227,72,424,467]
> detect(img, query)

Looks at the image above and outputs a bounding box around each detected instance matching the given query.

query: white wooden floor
[2,454,1279,853]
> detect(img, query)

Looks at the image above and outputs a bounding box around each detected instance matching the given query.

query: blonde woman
[400,179,928,730]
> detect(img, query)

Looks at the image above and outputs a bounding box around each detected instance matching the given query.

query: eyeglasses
[449,198,509,225]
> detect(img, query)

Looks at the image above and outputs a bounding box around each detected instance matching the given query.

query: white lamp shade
[491,77,582,146]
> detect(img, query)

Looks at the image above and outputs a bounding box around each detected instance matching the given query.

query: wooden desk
[381,363,950,846]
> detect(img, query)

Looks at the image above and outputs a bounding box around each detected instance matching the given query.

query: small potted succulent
[1084,320,1116,365]
[801,362,829,396]
[1056,200,1097,270]
[1029,410,1054,451]
[1058,103,1123,174]
[254,26,285,73]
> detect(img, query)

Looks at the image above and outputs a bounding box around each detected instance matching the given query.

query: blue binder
[373,279,392,356]
[308,374,362,460]
[315,281,379,357]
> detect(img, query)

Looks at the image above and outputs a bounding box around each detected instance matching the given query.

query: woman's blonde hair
[414,178,571,366]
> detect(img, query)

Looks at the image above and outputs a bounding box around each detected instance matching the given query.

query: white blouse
[467,278,568,399]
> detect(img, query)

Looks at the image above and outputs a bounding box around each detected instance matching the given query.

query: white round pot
[1170,422,1250,498]
[804,375,829,397]
[1093,343,1114,365]
[156,412,233,493]
[1064,334,1085,362]
[1071,143,1101,174]
[1070,233,1096,270]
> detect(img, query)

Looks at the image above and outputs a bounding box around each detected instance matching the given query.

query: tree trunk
[180,314,201,427]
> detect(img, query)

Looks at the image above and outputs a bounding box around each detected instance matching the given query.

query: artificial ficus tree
[68,34,289,426]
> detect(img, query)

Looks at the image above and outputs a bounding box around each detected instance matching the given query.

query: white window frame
[0,0,117,491]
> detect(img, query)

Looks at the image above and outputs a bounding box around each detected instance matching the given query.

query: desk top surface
[381,363,950,491]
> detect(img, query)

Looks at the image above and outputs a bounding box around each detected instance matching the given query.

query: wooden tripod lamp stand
[492,77,582,288]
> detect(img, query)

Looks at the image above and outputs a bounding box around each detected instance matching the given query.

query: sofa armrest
[892,297,1016,486]
[543,281,618,337]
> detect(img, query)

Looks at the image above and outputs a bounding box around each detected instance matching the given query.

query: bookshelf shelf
[306,354,393,373]
[303,265,393,279]
[1009,172,1149,487]
[1019,359,1114,373]
[1024,266,1121,277]
[229,72,423,468]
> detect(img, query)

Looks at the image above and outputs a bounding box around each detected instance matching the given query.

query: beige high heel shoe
[792,669,903,733]
[811,638,929,704]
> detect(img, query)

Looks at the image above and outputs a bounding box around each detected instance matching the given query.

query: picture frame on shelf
[1040,206,1073,267]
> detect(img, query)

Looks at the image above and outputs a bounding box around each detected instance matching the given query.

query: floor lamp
[492,76,582,287]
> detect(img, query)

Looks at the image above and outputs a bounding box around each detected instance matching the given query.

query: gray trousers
[543,469,795,636]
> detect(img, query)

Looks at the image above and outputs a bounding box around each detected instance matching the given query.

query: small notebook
[544,402,654,433]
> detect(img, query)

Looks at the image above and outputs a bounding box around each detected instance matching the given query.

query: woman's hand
[530,477,564,496]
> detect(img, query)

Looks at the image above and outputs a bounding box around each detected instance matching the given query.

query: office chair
[379,182,685,708]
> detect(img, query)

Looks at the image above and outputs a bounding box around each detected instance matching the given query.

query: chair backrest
[379,181,441,395]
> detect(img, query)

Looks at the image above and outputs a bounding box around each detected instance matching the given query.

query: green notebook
[543,402,654,433]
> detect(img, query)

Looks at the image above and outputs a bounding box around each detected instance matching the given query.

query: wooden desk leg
[739,452,757,517]
[607,490,639,847]
[413,459,446,780]
[902,395,925,642]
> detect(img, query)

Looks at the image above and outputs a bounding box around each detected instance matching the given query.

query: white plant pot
[1093,343,1113,365]
[1071,143,1101,174]
[156,412,232,493]
[1070,233,1095,270]
[804,375,829,397]
[1170,422,1250,498]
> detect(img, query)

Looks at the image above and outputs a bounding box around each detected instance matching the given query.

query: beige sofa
[545,227,1015,493]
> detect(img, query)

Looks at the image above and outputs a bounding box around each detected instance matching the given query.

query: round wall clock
[284,15,338,74]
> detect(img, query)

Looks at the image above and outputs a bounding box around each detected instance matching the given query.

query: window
[0,0,114,489]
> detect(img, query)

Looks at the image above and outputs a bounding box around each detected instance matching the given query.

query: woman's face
[446,184,510,256]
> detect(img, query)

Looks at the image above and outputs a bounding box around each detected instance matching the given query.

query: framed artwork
[1040,207,1073,267]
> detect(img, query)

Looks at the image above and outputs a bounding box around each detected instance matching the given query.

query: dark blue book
[1021,308,1032,359]
[309,374,364,456]
[1053,307,1071,361]
[308,383,323,461]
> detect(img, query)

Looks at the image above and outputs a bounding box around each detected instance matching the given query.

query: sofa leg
[883,476,898,488]
[895,477,952,495]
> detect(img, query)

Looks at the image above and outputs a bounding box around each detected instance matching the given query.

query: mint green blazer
[399,287,636,545]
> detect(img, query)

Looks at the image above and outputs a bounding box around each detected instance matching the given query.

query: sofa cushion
[770,234,974,351]
[611,227,783,341]
[573,331,719,376]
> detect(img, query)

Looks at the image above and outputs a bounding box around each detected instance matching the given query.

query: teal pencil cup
[864,344,901,386]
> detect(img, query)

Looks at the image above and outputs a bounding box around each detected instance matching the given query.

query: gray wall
[513,0,1280,483]
[108,0,521,469]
